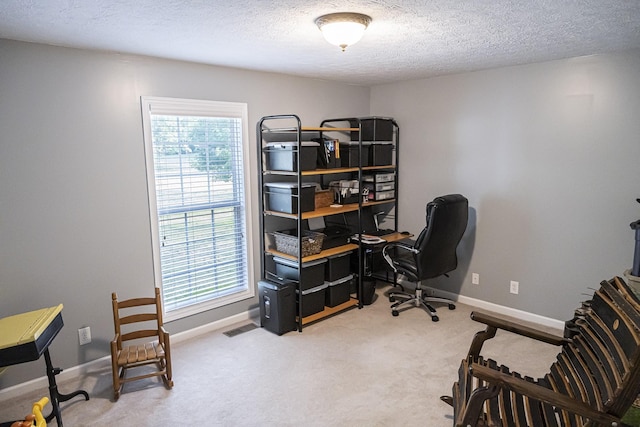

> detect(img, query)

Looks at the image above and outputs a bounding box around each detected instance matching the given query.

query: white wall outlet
[510,280,519,295]
[78,326,91,345]
[472,273,480,285]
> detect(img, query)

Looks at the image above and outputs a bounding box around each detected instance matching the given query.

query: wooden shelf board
[362,199,396,208]
[301,165,396,175]
[301,127,358,132]
[303,204,360,218]
[262,126,358,133]
[362,165,397,171]
[266,243,358,263]
[301,167,359,176]
[301,298,359,325]
[381,232,413,243]
[264,200,396,220]
[265,166,395,176]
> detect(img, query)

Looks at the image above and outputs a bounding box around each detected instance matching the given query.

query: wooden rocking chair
[110,287,173,400]
[442,276,640,426]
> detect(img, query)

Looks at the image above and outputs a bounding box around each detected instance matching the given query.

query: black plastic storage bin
[370,142,393,166]
[264,182,315,214]
[339,141,371,167]
[297,283,328,317]
[325,252,353,282]
[265,141,319,171]
[349,117,394,141]
[273,256,327,291]
[325,275,353,307]
[258,280,297,335]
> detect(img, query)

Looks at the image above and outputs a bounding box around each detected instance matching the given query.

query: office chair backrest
[413,194,468,280]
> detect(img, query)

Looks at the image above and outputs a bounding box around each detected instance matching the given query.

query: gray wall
[2,37,639,390]
[0,39,370,387]
[370,50,640,319]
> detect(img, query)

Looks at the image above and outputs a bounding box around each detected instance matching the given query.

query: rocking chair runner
[110,287,173,400]
[443,276,640,427]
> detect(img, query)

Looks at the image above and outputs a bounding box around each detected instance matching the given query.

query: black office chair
[382,194,468,321]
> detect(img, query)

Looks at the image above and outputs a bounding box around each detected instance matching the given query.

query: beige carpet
[0,284,561,426]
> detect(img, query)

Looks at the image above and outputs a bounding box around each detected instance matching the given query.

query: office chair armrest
[464,362,623,427]
[381,241,418,272]
[467,311,567,359]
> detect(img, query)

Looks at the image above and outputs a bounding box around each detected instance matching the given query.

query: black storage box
[319,226,352,250]
[258,280,296,335]
[264,182,315,214]
[349,117,394,141]
[325,275,353,307]
[370,142,393,166]
[273,256,327,291]
[265,141,319,171]
[325,252,353,282]
[339,141,371,167]
[297,283,328,317]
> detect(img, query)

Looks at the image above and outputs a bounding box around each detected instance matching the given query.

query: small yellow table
[0,305,89,427]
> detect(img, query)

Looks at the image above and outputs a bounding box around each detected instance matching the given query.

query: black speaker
[258,280,296,335]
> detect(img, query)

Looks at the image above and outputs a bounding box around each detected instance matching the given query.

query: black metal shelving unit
[256,115,399,331]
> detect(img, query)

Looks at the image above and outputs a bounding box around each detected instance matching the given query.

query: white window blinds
[141,97,254,320]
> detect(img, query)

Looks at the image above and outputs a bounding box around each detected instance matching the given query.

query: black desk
[360,232,412,276]
[0,305,89,427]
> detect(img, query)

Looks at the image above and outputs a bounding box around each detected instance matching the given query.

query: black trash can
[362,277,377,305]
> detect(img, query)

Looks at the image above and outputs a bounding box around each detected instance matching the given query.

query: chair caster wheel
[449,304,456,310]
[431,315,439,322]
[392,310,399,317]
[389,296,396,302]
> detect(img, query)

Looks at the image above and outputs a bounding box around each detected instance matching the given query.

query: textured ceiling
[1,0,639,86]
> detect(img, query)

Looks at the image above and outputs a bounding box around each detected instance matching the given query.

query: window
[141,97,254,321]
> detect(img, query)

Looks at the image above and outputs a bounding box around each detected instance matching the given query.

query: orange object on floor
[10,397,48,427]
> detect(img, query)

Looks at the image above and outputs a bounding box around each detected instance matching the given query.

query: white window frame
[141,96,254,322]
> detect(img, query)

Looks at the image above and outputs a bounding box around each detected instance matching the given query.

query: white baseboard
[1,299,562,400]
[0,308,260,401]
[427,286,565,331]
[170,307,260,344]
[0,354,112,401]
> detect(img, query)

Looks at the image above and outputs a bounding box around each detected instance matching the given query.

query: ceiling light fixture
[315,12,372,52]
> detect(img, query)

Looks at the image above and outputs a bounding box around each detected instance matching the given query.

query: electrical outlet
[510,281,519,295]
[78,326,91,345]
[472,273,480,285]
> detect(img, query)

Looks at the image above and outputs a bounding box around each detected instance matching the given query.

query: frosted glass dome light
[315,13,372,52]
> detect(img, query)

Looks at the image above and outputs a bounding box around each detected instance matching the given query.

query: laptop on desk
[342,210,394,237]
